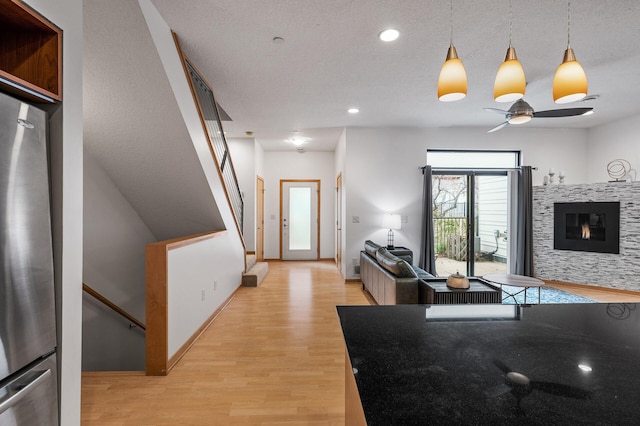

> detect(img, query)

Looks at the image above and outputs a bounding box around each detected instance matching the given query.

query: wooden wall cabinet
[0,0,62,102]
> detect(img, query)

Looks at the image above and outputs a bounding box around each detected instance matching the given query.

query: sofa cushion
[364,240,382,257]
[376,247,418,278]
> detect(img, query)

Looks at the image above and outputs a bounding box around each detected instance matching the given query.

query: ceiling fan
[490,359,592,413]
[484,99,593,133]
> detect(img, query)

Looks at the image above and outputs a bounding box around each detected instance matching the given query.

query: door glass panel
[433,175,468,276]
[433,174,509,277]
[474,175,508,275]
[288,187,311,250]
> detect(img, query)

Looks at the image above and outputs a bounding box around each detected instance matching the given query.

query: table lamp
[382,214,401,249]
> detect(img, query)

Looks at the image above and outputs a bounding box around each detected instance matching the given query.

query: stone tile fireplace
[532,182,640,290]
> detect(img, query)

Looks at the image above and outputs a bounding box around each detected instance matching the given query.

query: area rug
[500,285,596,304]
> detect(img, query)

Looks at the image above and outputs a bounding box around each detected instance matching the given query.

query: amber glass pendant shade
[553,47,588,104]
[437,45,468,102]
[494,46,526,102]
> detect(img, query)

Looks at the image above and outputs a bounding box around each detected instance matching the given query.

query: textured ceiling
[83,0,224,240]
[146,0,640,151]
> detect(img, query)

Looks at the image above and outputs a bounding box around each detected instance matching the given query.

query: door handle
[0,369,51,415]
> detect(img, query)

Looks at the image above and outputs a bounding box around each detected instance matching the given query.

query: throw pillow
[364,240,381,257]
[376,248,418,278]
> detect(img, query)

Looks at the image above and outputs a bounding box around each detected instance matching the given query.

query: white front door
[281,180,319,260]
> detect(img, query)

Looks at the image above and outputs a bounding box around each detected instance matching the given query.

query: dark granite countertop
[337,303,640,425]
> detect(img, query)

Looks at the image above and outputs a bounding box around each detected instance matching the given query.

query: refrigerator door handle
[0,369,51,415]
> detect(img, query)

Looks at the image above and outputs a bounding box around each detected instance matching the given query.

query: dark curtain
[514,166,533,276]
[419,166,437,275]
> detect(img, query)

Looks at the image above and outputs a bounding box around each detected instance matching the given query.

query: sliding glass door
[432,172,509,277]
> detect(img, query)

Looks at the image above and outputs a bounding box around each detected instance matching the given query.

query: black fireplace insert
[553,202,620,254]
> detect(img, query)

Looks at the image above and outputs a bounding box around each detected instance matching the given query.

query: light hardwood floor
[81,261,370,425]
[81,262,640,424]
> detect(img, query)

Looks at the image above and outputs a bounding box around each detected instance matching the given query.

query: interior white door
[281,180,319,260]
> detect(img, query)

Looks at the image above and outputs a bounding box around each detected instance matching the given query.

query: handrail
[83,283,146,331]
[172,32,245,244]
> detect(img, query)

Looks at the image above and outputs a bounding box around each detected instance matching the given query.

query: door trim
[336,173,343,274]
[279,179,321,260]
[256,176,265,261]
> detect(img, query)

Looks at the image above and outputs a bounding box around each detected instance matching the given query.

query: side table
[419,277,501,304]
[482,273,545,304]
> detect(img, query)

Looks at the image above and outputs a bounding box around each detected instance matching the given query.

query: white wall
[167,232,244,357]
[263,151,336,259]
[23,0,83,423]
[587,113,640,183]
[228,137,256,251]
[83,149,155,370]
[342,126,589,279]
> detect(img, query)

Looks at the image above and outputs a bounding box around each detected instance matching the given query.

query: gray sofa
[360,240,434,305]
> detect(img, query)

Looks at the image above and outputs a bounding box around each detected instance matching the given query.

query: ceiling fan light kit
[438,44,468,102]
[494,46,526,102]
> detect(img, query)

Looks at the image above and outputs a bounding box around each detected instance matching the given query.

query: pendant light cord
[508,0,512,47]
[567,0,572,47]
[449,0,453,45]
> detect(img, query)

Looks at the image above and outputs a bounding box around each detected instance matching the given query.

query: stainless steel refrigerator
[0,91,58,425]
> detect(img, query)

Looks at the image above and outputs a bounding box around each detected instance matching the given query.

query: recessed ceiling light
[378,28,400,42]
[348,108,360,114]
[287,136,307,146]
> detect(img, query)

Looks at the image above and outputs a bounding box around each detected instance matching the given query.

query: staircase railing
[173,33,244,238]
[82,283,146,331]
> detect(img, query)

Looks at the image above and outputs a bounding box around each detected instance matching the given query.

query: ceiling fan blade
[487,121,509,133]
[533,108,593,118]
[530,381,593,399]
[492,359,512,374]
[484,107,510,115]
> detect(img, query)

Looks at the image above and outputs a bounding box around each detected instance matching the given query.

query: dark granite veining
[337,304,640,425]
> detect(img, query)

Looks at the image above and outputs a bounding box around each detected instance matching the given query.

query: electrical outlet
[352,216,359,223]
[201,289,206,301]
[214,281,218,291]
[401,215,408,223]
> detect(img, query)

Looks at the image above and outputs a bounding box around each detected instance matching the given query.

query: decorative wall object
[607,159,631,182]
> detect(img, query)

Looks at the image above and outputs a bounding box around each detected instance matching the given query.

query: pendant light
[437,0,467,102]
[494,0,526,102]
[553,0,587,104]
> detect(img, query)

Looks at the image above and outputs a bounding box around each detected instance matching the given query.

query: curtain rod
[419,166,538,171]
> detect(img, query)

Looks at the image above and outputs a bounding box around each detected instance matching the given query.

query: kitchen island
[337,303,640,425]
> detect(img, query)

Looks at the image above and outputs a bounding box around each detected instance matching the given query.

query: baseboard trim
[544,280,640,296]
[345,278,361,283]
[82,371,145,377]
[165,287,239,375]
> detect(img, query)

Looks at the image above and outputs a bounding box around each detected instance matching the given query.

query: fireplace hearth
[553,202,620,254]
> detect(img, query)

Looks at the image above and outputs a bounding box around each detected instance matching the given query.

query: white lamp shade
[553,48,588,104]
[438,45,467,102]
[494,47,526,102]
[382,214,401,230]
